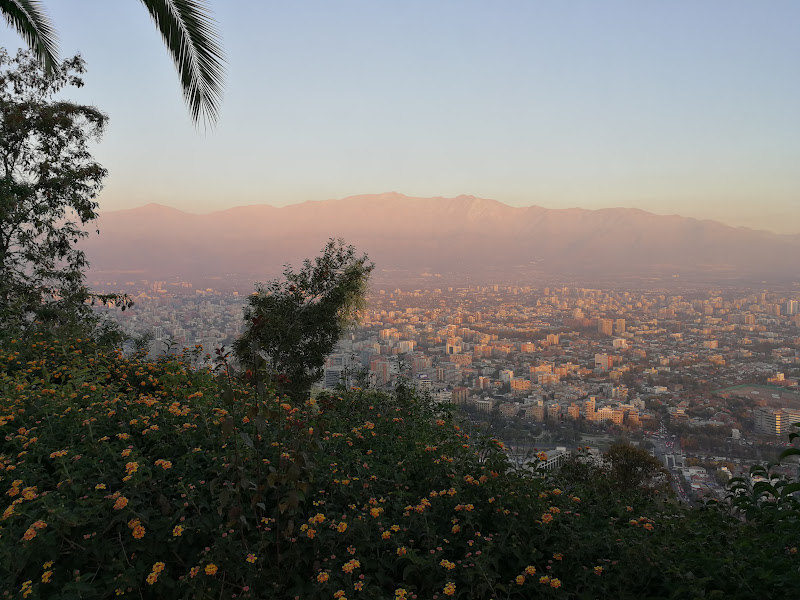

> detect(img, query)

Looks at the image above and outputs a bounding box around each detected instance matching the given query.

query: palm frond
[0,0,59,73]
[140,0,225,127]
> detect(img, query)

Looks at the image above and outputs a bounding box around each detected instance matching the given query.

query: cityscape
[94,277,800,505]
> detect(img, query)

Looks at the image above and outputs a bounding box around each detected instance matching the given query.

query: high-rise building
[754,407,800,436]
[598,319,613,336]
[615,319,626,334]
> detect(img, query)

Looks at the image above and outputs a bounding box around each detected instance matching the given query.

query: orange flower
[550,578,561,589]
[146,572,158,585]
[524,565,537,576]
[342,559,361,574]
[22,527,36,541]
[152,562,165,573]
[132,525,145,539]
[205,564,218,575]
[246,553,257,563]
[397,547,407,556]
[173,525,183,537]
[516,575,526,585]
[337,521,348,533]
[113,496,129,510]
[317,571,329,583]
[443,582,456,596]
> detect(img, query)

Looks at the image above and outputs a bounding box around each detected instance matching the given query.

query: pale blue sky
[3,1,799,233]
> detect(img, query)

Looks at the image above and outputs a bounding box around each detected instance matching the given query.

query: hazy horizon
[3,2,798,234]
[101,192,798,236]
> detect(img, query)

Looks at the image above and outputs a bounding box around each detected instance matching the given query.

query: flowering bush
[2,334,800,598]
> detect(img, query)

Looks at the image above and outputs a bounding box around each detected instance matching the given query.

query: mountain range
[81,193,800,286]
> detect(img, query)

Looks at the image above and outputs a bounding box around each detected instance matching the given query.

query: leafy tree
[0,48,107,335]
[235,239,374,399]
[1,0,224,124]
[603,442,671,496]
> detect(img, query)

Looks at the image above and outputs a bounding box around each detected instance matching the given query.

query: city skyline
[3,1,798,233]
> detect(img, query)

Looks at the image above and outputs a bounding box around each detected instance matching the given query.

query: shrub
[2,335,800,598]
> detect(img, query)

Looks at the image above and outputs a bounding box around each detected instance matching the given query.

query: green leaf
[778,448,800,462]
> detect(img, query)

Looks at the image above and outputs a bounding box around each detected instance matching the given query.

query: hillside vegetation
[2,335,800,599]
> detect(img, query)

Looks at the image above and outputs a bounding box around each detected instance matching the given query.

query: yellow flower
[41,570,53,583]
[550,578,561,589]
[443,582,456,596]
[524,565,537,576]
[553,552,563,560]
[337,521,348,533]
[125,462,138,475]
[152,562,165,573]
[516,575,526,585]
[205,563,218,575]
[594,566,603,575]
[173,525,183,536]
[342,559,361,574]
[539,575,551,584]
[246,553,257,563]
[132,525,145,539]
[317,571,329,583]
[146,572,158,585]
[381,531,391,539]
[333,591,346,599]
[22,527,36,541]
[439,559,455,570]
[397,546,407,556]
[121,449,132,458]
[95,484,106,490]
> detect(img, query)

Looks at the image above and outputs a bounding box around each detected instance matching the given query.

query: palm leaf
[0,0,59,72]
[140,0,225,126]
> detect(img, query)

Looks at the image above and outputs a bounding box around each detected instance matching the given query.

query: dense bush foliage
[2,336,800,598]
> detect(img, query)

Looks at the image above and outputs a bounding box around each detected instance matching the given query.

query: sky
[2,1,799,233]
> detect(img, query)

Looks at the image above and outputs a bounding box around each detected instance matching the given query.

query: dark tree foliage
[235,239,374,399]
[603,442,671,495]
[0,48,107,334]
[559,443,671,500]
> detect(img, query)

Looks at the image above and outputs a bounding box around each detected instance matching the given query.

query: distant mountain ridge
[81,193,800,284]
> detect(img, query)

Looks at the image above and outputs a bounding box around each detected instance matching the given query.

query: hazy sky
[3,1,799,233]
